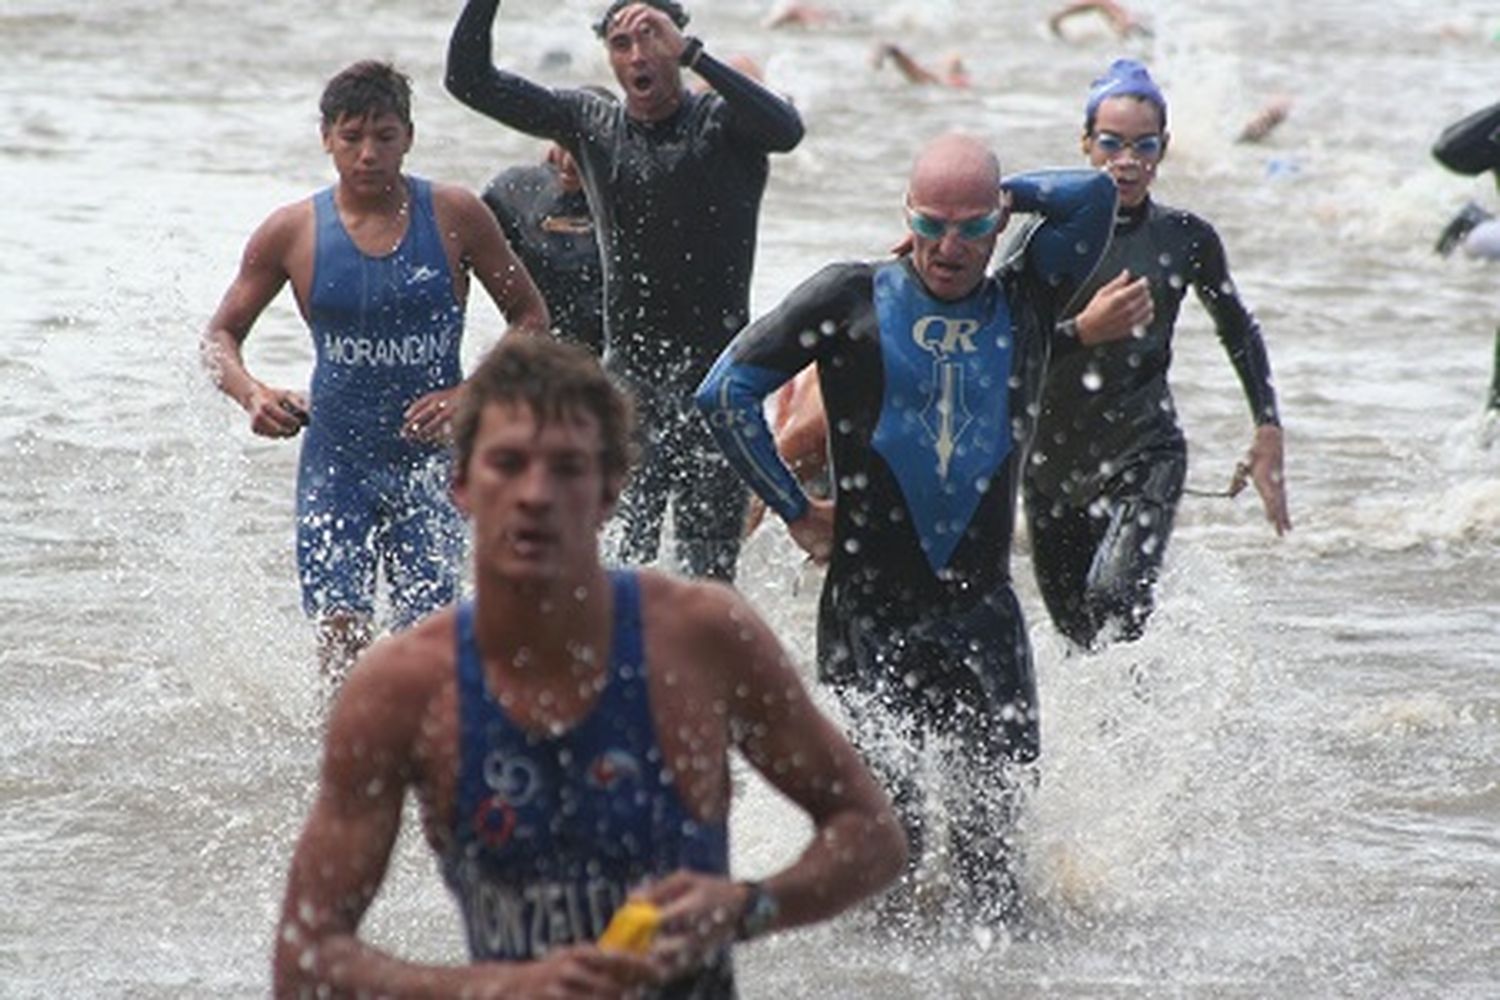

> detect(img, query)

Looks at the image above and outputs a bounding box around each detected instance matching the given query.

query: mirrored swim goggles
[904,200,1005,241]
[1091,131,1165,159]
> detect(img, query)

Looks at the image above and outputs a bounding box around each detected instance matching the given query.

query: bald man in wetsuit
[698,134,1121,923]
[447,0,805,582]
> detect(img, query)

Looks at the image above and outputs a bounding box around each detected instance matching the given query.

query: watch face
[738,883,778,940]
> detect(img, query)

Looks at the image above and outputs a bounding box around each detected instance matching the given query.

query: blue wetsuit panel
[295,176,465,625]
[441,571,731,977]
[870,262,1014,573]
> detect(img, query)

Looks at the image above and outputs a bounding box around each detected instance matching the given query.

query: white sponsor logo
[322,330,453,367]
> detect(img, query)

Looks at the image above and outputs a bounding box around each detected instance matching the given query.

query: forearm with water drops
[445,0,573,140]
[690,49,804,152]
[695,355,807,522]
[1004,169,1119,301]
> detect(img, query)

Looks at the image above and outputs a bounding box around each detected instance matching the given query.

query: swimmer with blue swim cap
[1023,57,1291,651]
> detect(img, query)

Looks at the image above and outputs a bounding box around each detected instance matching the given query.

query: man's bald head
[908,132,1001,206]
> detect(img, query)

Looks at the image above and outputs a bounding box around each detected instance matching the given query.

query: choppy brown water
[3,0,1498,996]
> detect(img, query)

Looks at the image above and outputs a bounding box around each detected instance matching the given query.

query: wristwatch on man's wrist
[733,881,778,941]
[679,35,704,69]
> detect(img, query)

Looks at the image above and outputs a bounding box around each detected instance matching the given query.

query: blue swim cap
[1084,58,1168,129]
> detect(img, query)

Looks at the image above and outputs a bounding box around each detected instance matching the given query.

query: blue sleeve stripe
[696,359,810,523]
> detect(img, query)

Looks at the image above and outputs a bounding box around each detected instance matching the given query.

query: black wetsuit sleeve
[1433,101,1500,176]
[481,171,526,246]
[446,0,576,142]
[690,49,805,153]
[1192,225,1281,426]
[695,262,864,522]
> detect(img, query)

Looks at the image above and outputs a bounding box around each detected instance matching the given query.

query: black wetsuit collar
[1115,197,1151,233]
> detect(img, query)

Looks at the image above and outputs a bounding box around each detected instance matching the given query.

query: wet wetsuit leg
[383,454,466,630]
[1028,453,1185,648]
[818,585,1038,923]
[1084,454,1185,644]
[1025,487,1102,648]
[616,387,748,580]
[614,386,673,568]
[671,414,748,582]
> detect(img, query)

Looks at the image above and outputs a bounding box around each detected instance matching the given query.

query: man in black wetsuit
[447,0,805,581]
[1432,98,1500,414]
[1024,59,1290,652]
[483,135,606,355]
[698,133,1121,923]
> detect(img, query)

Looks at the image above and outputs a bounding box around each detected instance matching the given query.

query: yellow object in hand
[598,899,662,953]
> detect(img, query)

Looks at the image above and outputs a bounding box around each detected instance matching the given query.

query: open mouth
[508,527,557,555]
[630,73,654,95]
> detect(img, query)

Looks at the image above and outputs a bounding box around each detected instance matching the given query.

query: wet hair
[453,336,636,486]
[593,0,690,38]
[1083,58,1168,134]
[320,61,412,131]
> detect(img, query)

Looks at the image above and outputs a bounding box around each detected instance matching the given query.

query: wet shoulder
[329,607,459,763]
[1146,200,1220,250]
[351,606,459,700]
[636,570,746,666]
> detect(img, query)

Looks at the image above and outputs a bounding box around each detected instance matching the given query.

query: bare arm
[723,589,906,930]
[872,42,941,86]
[403,187,550,443]
[640,583,903,974]
[451,186,549,336]
[272,647,461,997]
[201,206,310,438]
[774,369,830,481]
[1049,0,1144,38]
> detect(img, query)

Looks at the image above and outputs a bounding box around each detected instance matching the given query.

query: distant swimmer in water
[1236,95,1293,144]
[447,0,805,583]
[1024,58,1290,652]
[482,88,617,357]
[763,1,842,29]
[1048,0,1152,40]
[871,42,970,89]
[270,336,905,998]
[201,61,548,690]
[1432,98,1500,412]
[699,132,1122,924]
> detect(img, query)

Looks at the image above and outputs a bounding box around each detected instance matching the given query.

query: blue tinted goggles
[1091,131,1165,159]
[904,203,1004,241]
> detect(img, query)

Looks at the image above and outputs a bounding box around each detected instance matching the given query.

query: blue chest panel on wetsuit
[440,571,729,961]
[872,262,1015,573]
[308,176,463,458]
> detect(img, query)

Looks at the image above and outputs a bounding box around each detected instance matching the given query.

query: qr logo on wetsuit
[911,315,982,479]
